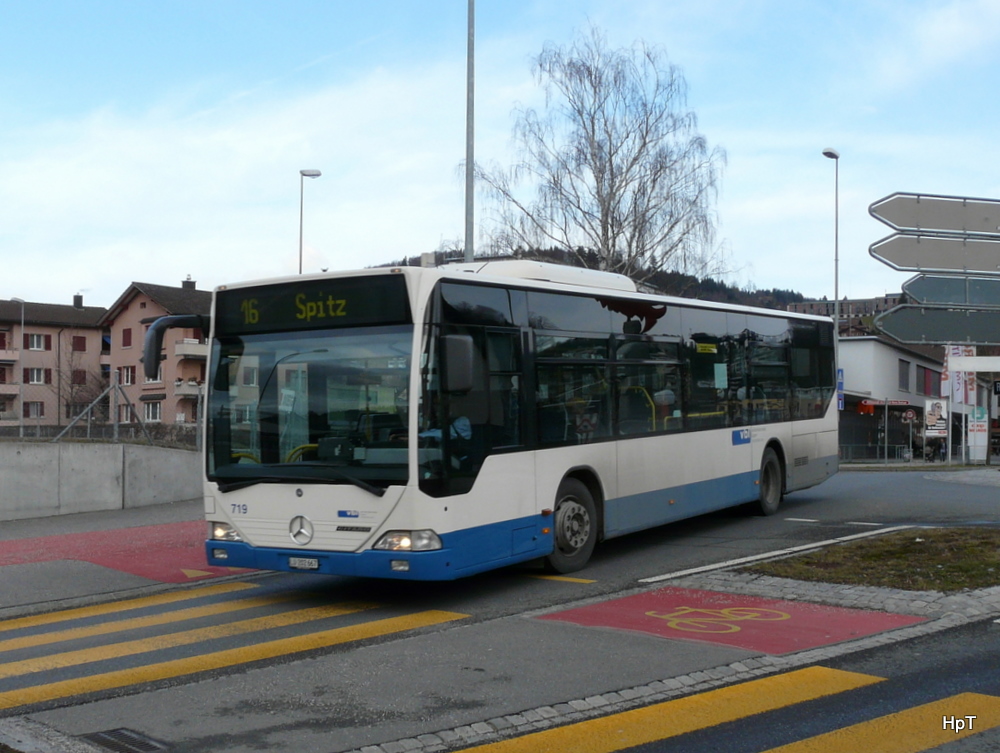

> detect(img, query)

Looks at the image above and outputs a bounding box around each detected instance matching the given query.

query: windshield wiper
[215,467,386,497]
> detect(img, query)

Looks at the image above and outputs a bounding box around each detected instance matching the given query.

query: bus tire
[545,478,598,574]
[757,447,783,516]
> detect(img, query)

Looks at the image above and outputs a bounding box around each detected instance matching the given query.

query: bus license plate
[289,557,320,570]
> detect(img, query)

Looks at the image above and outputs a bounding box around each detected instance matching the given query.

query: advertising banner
[925,398,948,438]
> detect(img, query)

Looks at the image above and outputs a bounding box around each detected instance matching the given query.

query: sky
[3,0,1000,309]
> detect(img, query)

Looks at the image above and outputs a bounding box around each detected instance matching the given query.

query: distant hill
[378,248,806,312]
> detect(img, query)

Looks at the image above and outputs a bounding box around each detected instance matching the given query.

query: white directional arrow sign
[869,233,1000,275]
[870,193,1000,236]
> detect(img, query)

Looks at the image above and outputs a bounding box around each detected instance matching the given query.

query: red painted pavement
[537,586,927,654]
[0,520,248,583]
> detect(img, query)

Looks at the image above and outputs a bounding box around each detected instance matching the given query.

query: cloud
[0,58,496,305]
[873,0,1000,90]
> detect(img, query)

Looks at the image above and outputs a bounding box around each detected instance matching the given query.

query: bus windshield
[206,324,412,491]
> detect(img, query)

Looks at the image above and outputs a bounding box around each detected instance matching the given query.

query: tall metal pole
[15,298,24,439]
[298,169,321,274]
[822,149,840,366]
[463,0,475,263]
[299,173,305,274]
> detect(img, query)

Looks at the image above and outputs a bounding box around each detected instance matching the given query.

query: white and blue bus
[144,260,838,580]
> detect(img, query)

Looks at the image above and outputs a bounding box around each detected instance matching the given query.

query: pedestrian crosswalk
[0,581,467,712]
[449,667,1000,753]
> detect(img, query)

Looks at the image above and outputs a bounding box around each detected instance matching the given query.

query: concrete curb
[0,718,103,753]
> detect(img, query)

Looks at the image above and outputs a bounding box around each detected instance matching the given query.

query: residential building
[0,296,108,435]
[98,279,211,428]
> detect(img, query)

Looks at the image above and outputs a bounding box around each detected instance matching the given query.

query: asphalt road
[1,466,999,753]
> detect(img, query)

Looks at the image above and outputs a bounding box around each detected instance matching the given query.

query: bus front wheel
[545,478,597,574]
[757,447,783,516]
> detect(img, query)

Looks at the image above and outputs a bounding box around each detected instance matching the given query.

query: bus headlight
[373,530,442,552]
[210,522,243,542]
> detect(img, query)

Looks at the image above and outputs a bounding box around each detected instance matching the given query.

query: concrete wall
[0,443,201,521]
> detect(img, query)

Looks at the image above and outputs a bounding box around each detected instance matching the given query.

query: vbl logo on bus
[732,429,752,446]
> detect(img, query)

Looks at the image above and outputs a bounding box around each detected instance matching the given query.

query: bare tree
[479,27,726,283]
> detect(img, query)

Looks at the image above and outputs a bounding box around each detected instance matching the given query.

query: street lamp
[298,169,322,274]
[11,297,24,438]
[822,148,840,366]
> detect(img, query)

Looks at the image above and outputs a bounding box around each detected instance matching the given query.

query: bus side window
[616,364,681,436]
[536,363,609,445]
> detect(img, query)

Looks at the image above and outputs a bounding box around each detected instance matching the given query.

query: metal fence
[0,423,198,449]
[840,444,914,462]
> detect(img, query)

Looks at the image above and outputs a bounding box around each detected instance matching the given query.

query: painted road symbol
[537,586,927,654]
[645,605,790,634]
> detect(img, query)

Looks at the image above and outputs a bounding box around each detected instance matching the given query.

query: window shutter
[0,332,5,349]
[44,368,52,384]
[44,334,52,351]
[23,368,29,384]
[23,334,29,349]
[23,403,29,419]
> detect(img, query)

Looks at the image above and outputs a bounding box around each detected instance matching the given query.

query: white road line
[638,525,916,584]
[845,521,884,527]
[784,518,819,523]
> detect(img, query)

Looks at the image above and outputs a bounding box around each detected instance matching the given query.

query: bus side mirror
[142,314,209,380]
[441,334,474,393]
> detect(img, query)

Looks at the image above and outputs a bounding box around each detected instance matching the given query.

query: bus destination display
[215,275,410,335]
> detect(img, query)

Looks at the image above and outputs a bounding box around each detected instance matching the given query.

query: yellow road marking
[0,601,379,679]
[457,667,883,753]
[763,692,1000,752]
[0,582,257,634]
[526,575,597,584]
[0,593,308,653]
[181,569,214,578]
[0,610,467,710]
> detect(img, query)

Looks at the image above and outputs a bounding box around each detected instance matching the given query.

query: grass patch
[741,528,1000,593]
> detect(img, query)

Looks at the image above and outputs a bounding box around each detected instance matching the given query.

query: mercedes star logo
[289,515,314,545]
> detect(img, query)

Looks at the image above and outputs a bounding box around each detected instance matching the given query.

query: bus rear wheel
[757,447,783,516]
[545,478,597,574]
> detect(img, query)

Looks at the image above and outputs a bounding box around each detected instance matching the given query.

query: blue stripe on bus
[206,468,764,580]
[206,515,554,581]
[603,469,760,538]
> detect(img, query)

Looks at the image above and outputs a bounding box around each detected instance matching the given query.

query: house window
[27,333,50,351]
[916,366,942,397]
[145,364,162,383]
[144,401,162,423]
[118,366,136,386]
[898,359,911,392]
[72,336,87,352]
[24,401,45,419]
[72,370,87,386]
[26,368,52,385]
[122,328,133,348]
[241,366,258,387]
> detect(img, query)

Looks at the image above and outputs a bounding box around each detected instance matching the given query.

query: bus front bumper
[206,531,549,581]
